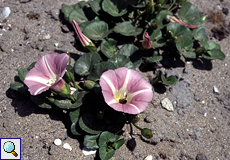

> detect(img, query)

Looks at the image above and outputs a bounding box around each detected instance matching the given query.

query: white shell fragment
[63,143,72,151]
[54,139,62,146]
[82,147,97,156]
[213,86,220,94]
[161,98,174,111]
[1,7,11,19]
[144,155,153,160]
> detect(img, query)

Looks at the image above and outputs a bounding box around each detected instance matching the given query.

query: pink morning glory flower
[72,19,97,53]
[24,53,69,96]
[142,32,153,49]
[99,67,153,114]
[166,15,198,29]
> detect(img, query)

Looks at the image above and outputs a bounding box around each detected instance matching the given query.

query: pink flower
[99,67,153,114]
[24,53,69,95]
[166,15,198,29]
[72,20,97,52]
[142,32,153,49]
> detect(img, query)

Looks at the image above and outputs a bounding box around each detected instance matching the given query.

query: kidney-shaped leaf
[118,44,139,57]
[74,53,101,76]
[108,54,135,69]
[99,146,115,160]
[88,62,116,81]
[84,134,100,150]
[176,35,196,58]
[178,2,200,25]
[114,21,143,36]
[193,25,209,47]
[203,49,225,60]
[30,95,52,109]
[167,23,192,37]
[100,38,117,58]
[69,9,88,24]
[83,21,110,40]
[161,74,178,85]
[88,0,102,15]
[98,131,117,147]
[102,0,127,17]
[112,138,125,149]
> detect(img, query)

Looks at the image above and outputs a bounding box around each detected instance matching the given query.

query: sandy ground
[0,0,230,159]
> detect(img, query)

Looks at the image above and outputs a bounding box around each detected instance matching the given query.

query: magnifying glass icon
[3,141,18,157]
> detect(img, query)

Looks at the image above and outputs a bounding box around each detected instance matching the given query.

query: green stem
[70,95,75,102]
[170,5,178,12]
[132,123,143,131]
[168,0,176,11]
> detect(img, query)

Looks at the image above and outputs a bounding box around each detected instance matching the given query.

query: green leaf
[61,3,74,21]
[112,138,125,149]
[68,9,88,24]
[88,62,116,81]
[167,23,192,37]
[10,82,28,93]
[108,54,135,69]
[178,2,200,25]
[146,51,162,63]
[98,131,117,147]
[199,15,208,24]
[176,35,196,58]
[205,41,221,50]
[99,146,115,160]
[193,25,209,47]
[83,21,110,40]
[118,44,139,57]
[70,121,82,136]
[100,38,117,58]
[74,53,101,76]
[149,28,166,48]
[18,68,28,82]
[79,113,106,134]
[69,108,80,124]
[156,10,173,28]
[102,0,127,17]
[83,134,100,150]
[88,0,102,15]
[161,74,178,85]
[114,21,143,36]
[30,95,52,109]
[27,62,36,71]
[203,49,225,60]
[118,44,142,68]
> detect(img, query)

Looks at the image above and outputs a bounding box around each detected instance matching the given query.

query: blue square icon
[0,138,21,160]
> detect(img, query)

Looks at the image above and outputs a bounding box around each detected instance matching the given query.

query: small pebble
[161,98,174,111]
[43,34,51,40]
[54,139,62,146]
[213,86,219,94]
[222,8,229,15]
[204,113,207,117]
[144,155,153,160]
[82,147,97,156]
[63,143,72,151]
[1,7,11,19]
[54,43,59,47]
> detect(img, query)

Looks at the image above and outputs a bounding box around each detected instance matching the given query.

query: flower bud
[199,15,208,24]
[72,20,97,52]
[146,0,154,14]
[129,115,140,124]
[64,70,75,84]
[84,80,97,90]
[142,32,153,49]
[141,128,153,139]
[166,15,198,29]
[151,21,159,29]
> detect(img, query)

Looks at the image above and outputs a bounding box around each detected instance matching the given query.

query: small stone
[43,34,51,40]
[63,143,72,151]
[19,0,32,3]
[196,153,207,160]
[204,112,207,117]
[54,43,58,47]
[82,147,97,156]
[222,8,229,15]
[213,86,220,94]
[54,139,62,146]
[161,98,174,111]
[183,67,189,74]
[194,93,200,102]
[144,155,153,160]
[1,7,11,19]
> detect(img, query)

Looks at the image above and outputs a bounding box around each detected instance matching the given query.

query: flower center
[47,76,57,86]
[118,91,128,104]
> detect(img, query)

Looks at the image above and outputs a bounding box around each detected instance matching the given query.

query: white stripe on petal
[119,69,130,93]
[128,89,152,100]
[25,76,50,86]
[34,86,49,95]
[107,99,117,105]
[101,75,117,95]
[44,56,56,79]
[129,104,141,113]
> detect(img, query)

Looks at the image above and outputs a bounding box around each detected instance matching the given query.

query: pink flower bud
[142,32,153,49]
[166,15,198,29]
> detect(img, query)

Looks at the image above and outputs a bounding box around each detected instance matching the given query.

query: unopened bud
[130,115,140,124]
[166,15,198,29]
[142,32,153,49]
[84,80,97,90]
[141,128,153,139]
